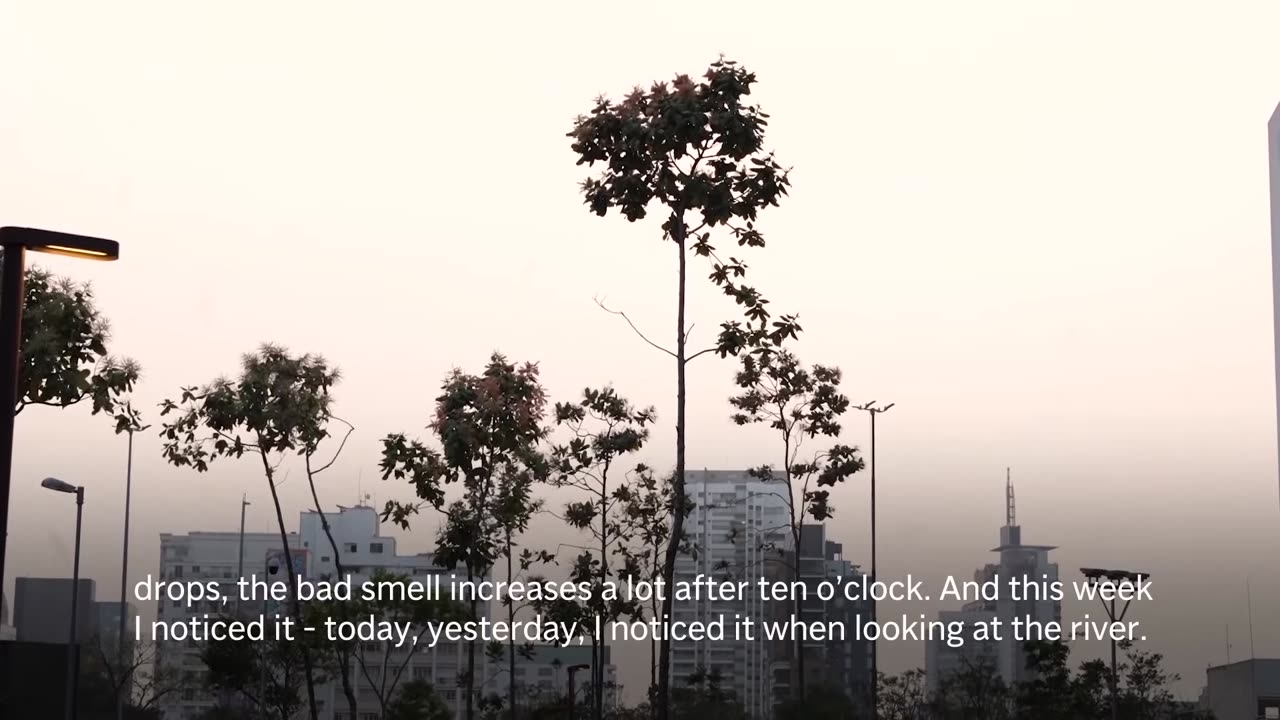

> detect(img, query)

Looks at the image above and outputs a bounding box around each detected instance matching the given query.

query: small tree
[614,467,687,707]
[159,344,339,720]
[201,623,318,720]
[569,57,797,719]
[386,680,452,720]
[930,657,1012,719]
[728,348,863,700]
[306,571,462,718]
[878,669,929,720]
[551,386,654,720]
[381,352,549,720]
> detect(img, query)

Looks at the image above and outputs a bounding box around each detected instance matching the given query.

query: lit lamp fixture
[0,227,119,610]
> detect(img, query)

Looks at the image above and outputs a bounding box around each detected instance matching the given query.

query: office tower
[926,471,1060,692]
[1270,101,1280,509]
[674,470,792,719]
[797,524,873,714]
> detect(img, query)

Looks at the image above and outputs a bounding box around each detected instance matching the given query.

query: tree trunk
[467,563,478,720]
[597,477,608,720]
[260,450,320,720]
[657,215,689,720]
[305,464,360,719]
[507,531,517,720]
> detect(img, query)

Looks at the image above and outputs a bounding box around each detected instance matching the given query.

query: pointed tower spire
[1006,467,1016,527]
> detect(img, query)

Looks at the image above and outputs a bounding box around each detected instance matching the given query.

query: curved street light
[42,476,86,720]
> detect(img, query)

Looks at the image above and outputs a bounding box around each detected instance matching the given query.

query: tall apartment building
[793,525,872,714]
[673,470,792,718]
[926,472,1060,692]
[155,505,485,720]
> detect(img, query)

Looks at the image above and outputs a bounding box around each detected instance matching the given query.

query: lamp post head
[0,227,119,261]
[41,477,78,494]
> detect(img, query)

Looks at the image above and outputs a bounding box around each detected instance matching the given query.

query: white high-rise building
[926,471,1060,692]
[155,505,484,720]
[673,470,792,719]
[1269,101,1280,510]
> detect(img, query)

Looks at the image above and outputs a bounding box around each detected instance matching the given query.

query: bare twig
[595,296,676,358]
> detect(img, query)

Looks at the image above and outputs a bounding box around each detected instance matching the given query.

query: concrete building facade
[674,470,792,719]
[1202,659,1280,719]
[12,577,97,646]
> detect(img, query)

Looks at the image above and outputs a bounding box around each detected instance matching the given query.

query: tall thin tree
[569,57,797,718]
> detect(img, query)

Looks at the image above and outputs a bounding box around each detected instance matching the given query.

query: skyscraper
[1269,101,1280,509]
[674,470,792,719]
[927,471,1060,692]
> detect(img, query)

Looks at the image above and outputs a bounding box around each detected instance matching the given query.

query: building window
[370,543,384,554]
[173,565,183,578]
[538,667,553,677]
[321,556,331,563]
[192,565,200,573]
[345,543,358,553]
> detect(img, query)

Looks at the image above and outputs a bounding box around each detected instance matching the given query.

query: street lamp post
[852,400,893,719]
[43,476,86,720]
[0,227,119,597]
[567,663,589,720]
[1081,567,1148,720]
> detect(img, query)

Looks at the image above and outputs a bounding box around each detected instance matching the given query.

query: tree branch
[594,296,676,358]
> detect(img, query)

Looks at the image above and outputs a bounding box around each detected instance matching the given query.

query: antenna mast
[1006,467,1016,527]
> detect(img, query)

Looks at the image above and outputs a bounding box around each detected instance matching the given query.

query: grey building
[13,577,97,645]
[93,601,138,658]
[1202,659,1280,720]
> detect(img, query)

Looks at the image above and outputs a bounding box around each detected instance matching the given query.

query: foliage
[159,343,340,720]
[80,636,177,719]
[878,669,929,720]
[201,619,323,720]
[13,264,138,415]
[729,348,863,700]
[304,570,466,717]
[550,385,654,720]
[381,352,550,720]
[775,685,860,720]
[385,680,453,720]
[568,56,797,719]
[670,669,747,720]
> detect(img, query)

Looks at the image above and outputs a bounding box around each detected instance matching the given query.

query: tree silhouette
[569,56,797,719]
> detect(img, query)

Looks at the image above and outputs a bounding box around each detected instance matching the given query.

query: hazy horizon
[3,0,1280,703]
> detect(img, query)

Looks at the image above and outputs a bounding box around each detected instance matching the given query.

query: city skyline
[2,1,1279,710]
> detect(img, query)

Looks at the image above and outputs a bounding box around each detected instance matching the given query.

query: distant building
[93,600,138,659]
[13,577,96,645]
[1202,659,1280,720]
[155,504,483,720]
[927,471,1060,691]
[795,524,872,713]
[674,470,792,719]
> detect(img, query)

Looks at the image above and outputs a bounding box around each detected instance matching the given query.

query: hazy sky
[3,0,1280,701]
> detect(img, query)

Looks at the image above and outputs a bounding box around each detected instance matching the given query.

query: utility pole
[853,400,893,719]
[236,496,249,614]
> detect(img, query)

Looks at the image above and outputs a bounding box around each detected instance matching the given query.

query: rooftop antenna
[1006,467,1016,527]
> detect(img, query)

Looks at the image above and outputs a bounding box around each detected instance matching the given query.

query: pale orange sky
[2,0,1279,701]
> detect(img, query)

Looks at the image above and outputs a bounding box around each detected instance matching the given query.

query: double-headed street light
[0,227,118,599]
[43,476,86,720]
[1081,567,1149,720]
[852,400,893,719]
